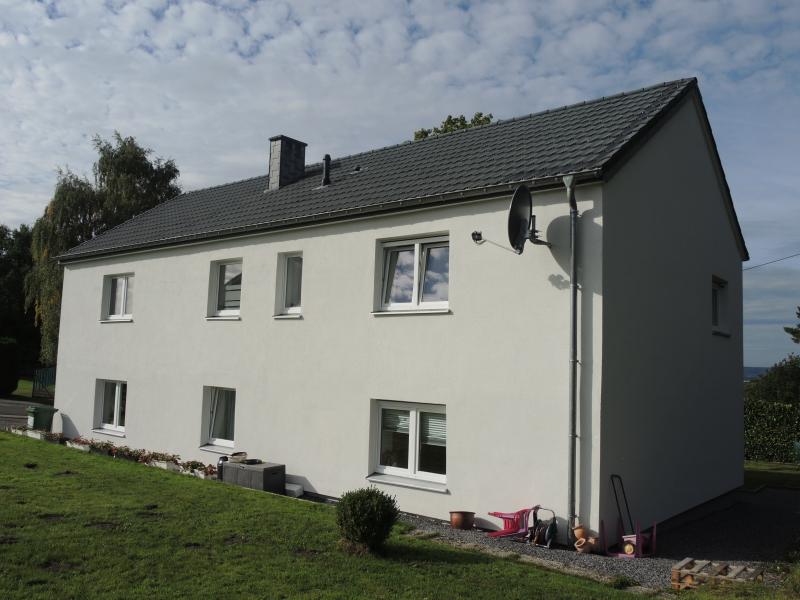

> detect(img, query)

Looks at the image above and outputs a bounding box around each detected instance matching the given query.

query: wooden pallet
[671,557,764,590]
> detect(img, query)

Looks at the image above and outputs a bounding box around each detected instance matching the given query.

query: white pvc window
[278,253,303,314]
[210,260,242,317]
[105,275,133,319]
[99,380,127,432]
[380,236,449,311]
[375,401,446,483]
[207,387,236,447]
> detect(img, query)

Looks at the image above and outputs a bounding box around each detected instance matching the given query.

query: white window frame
[208,259,243,318]
[379,235,449,312]
[204,386,236,448]
[276,252,303,315]
[374,400,446,484]
[97,380,126,433]
[102,274,133,320]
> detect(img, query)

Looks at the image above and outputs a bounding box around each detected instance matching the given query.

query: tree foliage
[26,133,180,364]
[744,354,800,462]
[0,225,38,368]
[414,112,494,140]
[785,306,800,344]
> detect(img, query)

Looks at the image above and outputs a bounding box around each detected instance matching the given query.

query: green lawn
[0,433,636,600]
[11,377,32,398]
[744,461,800,490]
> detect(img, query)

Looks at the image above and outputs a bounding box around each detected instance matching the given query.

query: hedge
[744,398,800,463]
[0,337,20,396]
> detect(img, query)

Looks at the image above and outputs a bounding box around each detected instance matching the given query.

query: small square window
[380,236,448,311]
[96,380,127,432]
[276,252,303,315]
[209,260,242,317]
[374,401,446,483]
[203,386,236,448]
[102,274,133,320]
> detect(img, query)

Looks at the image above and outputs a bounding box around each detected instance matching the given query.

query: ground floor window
[204,387,236,447]
[96,380,127,432]
[375,401,446,482]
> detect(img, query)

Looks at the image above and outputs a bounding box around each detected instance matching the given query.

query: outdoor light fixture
[471,230,484,244]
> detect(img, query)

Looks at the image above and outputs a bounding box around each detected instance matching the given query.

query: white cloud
[0,0,798,361]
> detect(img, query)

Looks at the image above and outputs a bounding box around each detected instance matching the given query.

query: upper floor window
[209,260,242,317]
[96,380,127,433]
[380,236,449,311]
[712,275,728,334]
[276,252,303,315]
[102,274,133,320]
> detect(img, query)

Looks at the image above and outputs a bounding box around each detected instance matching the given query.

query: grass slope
[0,433,633,600]
[744,461,800,490]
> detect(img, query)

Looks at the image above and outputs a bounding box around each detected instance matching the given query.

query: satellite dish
[508,185,550,254]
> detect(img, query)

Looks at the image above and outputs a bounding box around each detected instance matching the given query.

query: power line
[742,251,800,271]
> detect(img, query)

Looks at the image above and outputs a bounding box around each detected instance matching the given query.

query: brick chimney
[268,135,307,190]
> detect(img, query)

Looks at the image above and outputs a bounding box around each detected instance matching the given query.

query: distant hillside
[744,366,769,381]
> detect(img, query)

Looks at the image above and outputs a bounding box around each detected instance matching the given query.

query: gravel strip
[399,513,762,590]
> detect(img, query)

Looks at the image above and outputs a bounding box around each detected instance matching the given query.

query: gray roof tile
[62,78,700,260]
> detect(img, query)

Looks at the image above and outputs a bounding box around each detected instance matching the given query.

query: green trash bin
[26,405,59,432]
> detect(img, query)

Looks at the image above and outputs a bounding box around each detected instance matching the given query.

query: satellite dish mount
[507,184,551,254]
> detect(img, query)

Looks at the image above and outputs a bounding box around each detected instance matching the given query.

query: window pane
[285,256,303,308]
[421,245,449,302]
[124,276,133,314]
[211,389,236,441]
[217,263,242,310]
[118,383,127,427]
[109,277,124,315]
[380,408,409,468]
[419,412,446,475]
[102,381,116,425]
[383,247,415,304]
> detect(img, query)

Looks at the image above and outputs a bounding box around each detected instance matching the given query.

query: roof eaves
[58,169,602,263]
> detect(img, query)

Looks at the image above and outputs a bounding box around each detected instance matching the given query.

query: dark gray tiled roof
[62,78,702,261]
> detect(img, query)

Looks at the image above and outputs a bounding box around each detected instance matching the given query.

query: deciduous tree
[26,133,180,364]
[414,112,494,140]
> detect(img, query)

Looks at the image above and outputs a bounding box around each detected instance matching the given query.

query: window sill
[366,473,449,494]
[99,318,133,324]
[91,428,126,438]
[273,313,303,320]
[371,308,451,317]
[206,316,241,321]
[199,444,234,455]
[712,329,731,338]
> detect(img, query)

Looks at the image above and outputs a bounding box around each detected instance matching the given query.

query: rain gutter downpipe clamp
[564,174,579,538]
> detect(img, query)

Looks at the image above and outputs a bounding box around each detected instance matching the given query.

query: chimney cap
[269,134,307,146]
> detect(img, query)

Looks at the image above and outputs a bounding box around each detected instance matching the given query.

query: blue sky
[0,0,798,366]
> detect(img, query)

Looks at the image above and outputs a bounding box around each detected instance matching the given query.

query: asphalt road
[0,398,51,430]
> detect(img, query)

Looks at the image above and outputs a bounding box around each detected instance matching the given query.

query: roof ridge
[301,77,697,169]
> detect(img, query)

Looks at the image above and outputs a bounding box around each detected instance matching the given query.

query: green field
[11,377,32,398]
[0,433,636,599]
[744,461,800,490]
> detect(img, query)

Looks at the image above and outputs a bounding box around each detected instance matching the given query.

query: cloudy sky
[1,0,798,366]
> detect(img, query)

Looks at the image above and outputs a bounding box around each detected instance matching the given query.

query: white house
[54,78,748,538]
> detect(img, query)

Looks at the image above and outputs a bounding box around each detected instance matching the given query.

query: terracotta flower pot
[574,537,596,553]
[572,524,588,540]
[449,511,475,530]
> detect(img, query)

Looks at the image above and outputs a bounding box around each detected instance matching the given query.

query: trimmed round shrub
[0,338,20,396]
[336,487,399,551]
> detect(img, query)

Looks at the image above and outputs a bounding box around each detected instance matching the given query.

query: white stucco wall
[600,92,745,531]
[54,187,604,533]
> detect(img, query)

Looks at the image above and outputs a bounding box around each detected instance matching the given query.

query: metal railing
[32,367,56,399]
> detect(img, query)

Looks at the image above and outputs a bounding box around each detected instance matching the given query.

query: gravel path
[399,513,765,590]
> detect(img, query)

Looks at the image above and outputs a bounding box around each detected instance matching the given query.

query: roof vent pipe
[322,154,331,186]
